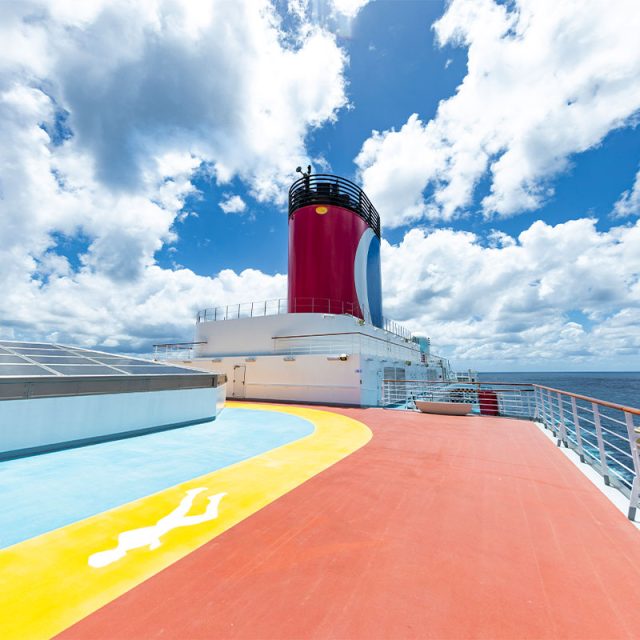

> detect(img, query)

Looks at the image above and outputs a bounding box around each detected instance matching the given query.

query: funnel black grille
[288,173,381,238]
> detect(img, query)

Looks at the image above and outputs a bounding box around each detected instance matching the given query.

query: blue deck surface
[0,407,313,549]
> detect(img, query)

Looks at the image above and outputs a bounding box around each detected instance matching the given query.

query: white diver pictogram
[88,488,226,568]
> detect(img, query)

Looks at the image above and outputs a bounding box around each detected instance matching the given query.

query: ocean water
[478,371,640,410]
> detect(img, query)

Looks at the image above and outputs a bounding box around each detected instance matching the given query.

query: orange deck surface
[59,407,640,639]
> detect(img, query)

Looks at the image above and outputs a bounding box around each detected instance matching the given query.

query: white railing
[534,385,640,520]
[152,342,206,361]
[381,379,640,521]
[382,380,536,419]
[273,332,421,360]
[196,298,356,322]
[196,297,415,341]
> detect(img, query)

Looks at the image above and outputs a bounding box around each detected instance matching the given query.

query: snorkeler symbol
[88,488,226,568]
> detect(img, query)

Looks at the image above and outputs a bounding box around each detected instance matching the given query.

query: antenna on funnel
[296,165,312,190]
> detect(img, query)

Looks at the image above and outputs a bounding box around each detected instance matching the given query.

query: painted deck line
[61,406,640,640]
[0,403,371,640]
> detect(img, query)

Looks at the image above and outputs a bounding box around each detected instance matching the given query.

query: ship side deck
[60,404,640,639]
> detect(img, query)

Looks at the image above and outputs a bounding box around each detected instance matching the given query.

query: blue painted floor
[0,407,313,549]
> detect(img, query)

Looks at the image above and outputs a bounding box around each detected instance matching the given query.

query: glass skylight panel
[0,341,54,348]
[92,357,154,365]
[65,348,114,358]
[46,365,123,375]
[29,356,94,364]
[0,342,206,377]
[5,348,67,356]
[0,355,30,364]
[49,349,90,358]
[115,365,197,374]
[2,344,63,350]
[0,364,52,376]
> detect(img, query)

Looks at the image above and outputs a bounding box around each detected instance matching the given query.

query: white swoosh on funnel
[354,227,374,323]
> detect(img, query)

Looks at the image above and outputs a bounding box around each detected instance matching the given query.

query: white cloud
[0,0,347,350]
[290,0,371,40]
[0,263,287,352]
[356,0,640,227]
[381,218,640,370]
[219,194,247,215]
[329,0,370,20]
[613,168,640,218]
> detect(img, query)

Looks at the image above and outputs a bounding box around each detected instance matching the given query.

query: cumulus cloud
[329,0,370,20]
[381,218,640,369]
[613,168,640,218]
[0,0,346,350]
[0,264,287,352]
[356,0,640,227]
[219,194,247,215]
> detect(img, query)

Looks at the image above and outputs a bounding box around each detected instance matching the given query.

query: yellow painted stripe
[0,403,371,640]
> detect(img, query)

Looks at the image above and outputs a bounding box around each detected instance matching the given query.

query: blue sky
[160,0,640,277]
[0,0,639,370]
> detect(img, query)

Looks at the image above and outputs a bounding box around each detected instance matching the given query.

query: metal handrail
[534,384,640,416]
[195,297,415,341]
[153,342,206,349]
[288,173,381,238]
[196,298,355,322]
[532,384,639,521]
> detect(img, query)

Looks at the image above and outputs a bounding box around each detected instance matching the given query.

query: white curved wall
[0,385,225,459]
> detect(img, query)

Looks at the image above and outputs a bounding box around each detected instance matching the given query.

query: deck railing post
[571,396,585,462]
[547,389,557,436]
[623,411,640,520]
[556,392,568,447]
[539,388,547,427]
[592,403,610,486]
[543,388,551,427]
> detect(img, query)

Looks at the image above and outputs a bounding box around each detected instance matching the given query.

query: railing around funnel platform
[195,297,415,341]
[381,378,640,520]
[196,298,356,322]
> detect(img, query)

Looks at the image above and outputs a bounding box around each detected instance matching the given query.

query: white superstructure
[161,301,453,406]
[159,172,457,406]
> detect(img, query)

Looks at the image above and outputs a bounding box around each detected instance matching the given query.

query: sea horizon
[477,371,640,409]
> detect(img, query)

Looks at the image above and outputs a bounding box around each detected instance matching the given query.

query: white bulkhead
[169,311,451,407]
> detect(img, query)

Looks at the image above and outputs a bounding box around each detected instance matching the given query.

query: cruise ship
[1,173,639,640]
[156,172,461,405]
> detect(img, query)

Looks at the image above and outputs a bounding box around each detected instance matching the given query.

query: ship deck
[55,403,640,639]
